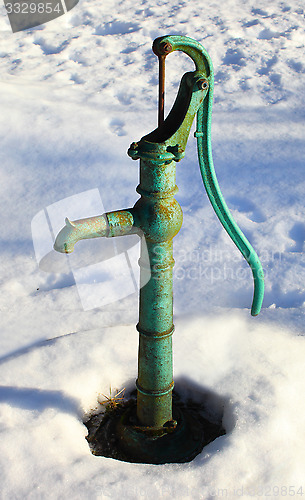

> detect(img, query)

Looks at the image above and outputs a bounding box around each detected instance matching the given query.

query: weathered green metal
[132,159,182,428]
[54,35,264,462]
[126,43,210,429]
[150,35,264,316]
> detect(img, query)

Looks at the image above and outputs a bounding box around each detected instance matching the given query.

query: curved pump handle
[152,35,264,316]
[152,36,212,127]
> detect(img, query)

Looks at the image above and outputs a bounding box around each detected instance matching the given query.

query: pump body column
[133,157,183,429]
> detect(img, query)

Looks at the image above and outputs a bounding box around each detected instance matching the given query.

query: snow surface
[0,0,305,498]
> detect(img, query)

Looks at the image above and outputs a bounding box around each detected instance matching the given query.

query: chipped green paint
[54,35,264,461]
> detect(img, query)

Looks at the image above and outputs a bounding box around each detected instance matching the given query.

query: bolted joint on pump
[152,38,173,57]
[127,69,210,166]
[128,141,185,164]
[197,78,209,91]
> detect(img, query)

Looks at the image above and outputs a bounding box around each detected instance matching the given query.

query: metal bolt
[198,79,209,90]
[163,419,178,430]
[159,42,173,55]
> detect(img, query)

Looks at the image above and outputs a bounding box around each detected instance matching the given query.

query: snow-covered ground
[0,0,305,498]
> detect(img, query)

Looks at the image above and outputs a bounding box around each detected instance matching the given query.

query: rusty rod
[158,55,165,127]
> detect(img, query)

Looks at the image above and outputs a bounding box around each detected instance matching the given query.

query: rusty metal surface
[53,35,210,438]
[106,209,136,238]
[53,35,264,463]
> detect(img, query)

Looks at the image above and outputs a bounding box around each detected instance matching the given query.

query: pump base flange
[85,398,225,464]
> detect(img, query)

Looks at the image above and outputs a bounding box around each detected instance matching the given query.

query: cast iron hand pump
[54,35,264,463]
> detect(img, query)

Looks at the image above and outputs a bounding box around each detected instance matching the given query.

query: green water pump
[54,35,264,463]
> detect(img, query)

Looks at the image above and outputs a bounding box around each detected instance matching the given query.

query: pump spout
[54,209,137,254]
[54,214,109,253]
